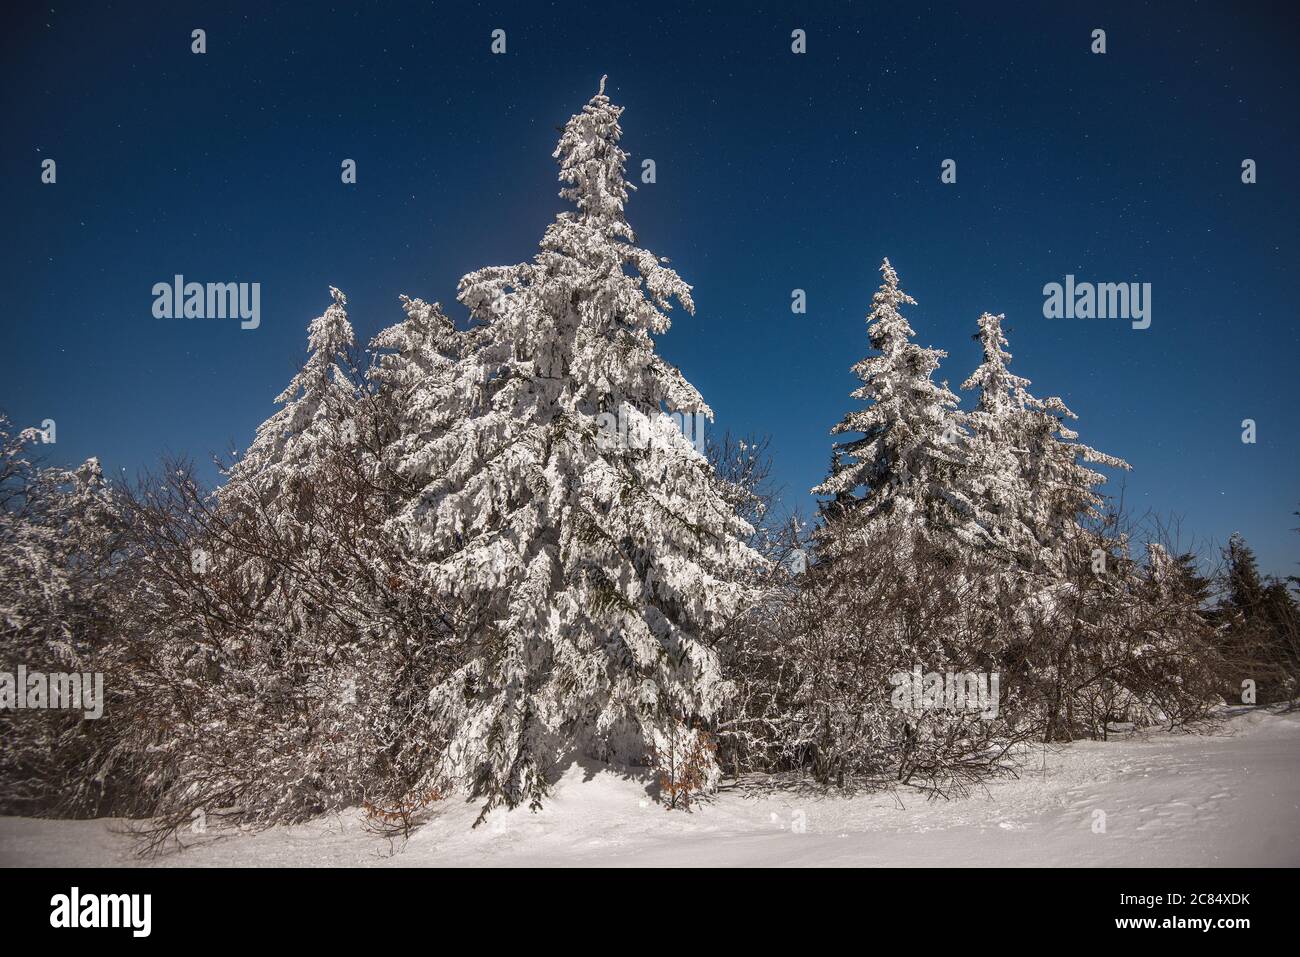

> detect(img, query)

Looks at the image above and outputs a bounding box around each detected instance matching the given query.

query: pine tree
[368,295,467,557]
[404,79,759,818]
[369,296,462,470]
[217,284,365,698]
[1219,532,1299,701]
[960,311,1129,573]
[1019,398,1129,573]
[812,259,978,553]
[224,286,360,513]
[1225,532,1266,614]
[198,288,372,824]
[959,312,1037,563]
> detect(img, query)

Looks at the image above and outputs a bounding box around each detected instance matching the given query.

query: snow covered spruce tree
[368,295,465,499]
[203,286,468,827]
[131,288,384,836]
[1215,533,1299,705]
[353,294,474,824]
[954,311,1212,742]
[224,286,361,508]
[764,263,1024,791]
[812,259,983,558]
[400,79,760,818]
[960,311,1129,576]
[121,285,467,843]
[218,286,368,693]
[956,312,1040,566]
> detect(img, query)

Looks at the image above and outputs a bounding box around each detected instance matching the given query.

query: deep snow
[2,706,1297,867]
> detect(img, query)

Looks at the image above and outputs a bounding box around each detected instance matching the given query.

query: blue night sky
[2,2,1297,574]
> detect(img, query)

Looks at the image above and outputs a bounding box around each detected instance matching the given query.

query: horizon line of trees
[2,84,1296,850]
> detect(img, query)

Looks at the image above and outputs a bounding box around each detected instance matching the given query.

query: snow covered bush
[1212,532,1299,706]
[75,289,465,849]
[738,515,1029,792]
[0,416,133,816]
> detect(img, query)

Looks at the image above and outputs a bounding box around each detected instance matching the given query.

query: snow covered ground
[2,706,1297,867]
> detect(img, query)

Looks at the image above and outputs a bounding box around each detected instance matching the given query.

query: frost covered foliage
[813,260,983,556]
[0,418,131,815]
[991,534,1226,743]
[715,263,1227,788]
[746,518,1028,792]
[961,311,1130,575]
[123,288,475,845]
[396,83,761,819]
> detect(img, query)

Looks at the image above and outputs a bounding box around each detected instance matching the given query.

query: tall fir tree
[1220,532,1299,700]
[812,259,980,553]
[1225,532,1266,614]
[398,79,760,818]
[960,311,1128,573]
[224,286,360,513]
[960,312,1037,562]
[211,288,371,822]
[368,295,467,548]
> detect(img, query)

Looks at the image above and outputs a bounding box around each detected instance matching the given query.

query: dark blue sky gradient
[2,2,1297,574]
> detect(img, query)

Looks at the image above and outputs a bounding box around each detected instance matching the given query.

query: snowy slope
[2,706,1297,867]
